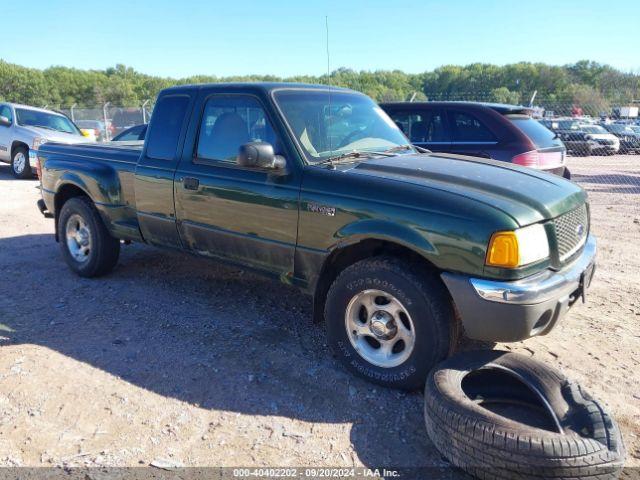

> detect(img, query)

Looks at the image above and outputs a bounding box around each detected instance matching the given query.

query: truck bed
[40,140,143,165]
[38,140,145,242]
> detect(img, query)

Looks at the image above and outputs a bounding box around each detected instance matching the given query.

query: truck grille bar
[553,203,589,262]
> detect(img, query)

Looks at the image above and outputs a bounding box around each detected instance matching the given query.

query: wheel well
[11,141,29,158]
[312,239,439,323]
[54,184,89,241]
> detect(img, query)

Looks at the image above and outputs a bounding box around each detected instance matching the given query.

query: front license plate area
[579,263,595,303]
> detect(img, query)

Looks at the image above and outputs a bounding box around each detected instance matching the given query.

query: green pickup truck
[37,83,596,389]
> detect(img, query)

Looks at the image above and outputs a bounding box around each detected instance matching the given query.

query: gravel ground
[0,156,638,475]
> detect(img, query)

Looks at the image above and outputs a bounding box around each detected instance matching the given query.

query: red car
[380,102,570,178]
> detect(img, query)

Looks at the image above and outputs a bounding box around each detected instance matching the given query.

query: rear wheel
[58,196,120,277]
[325,256,457,390]
[11,146,31,179]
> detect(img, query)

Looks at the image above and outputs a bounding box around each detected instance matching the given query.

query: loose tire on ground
[11,146,32,179]
[424,350,625,479]
[325,256,458,390]
[58,196,120,277]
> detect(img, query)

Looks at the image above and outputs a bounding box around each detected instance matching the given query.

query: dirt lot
[0,155,639,475]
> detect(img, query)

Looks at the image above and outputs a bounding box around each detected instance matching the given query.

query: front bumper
[442,235,596,342]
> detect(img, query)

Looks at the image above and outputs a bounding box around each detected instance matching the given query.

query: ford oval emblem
[576,224,584,236]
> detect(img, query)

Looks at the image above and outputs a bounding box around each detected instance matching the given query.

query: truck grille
[553,204,589,262]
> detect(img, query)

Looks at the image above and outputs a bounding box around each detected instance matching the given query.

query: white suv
[0,103,90,178]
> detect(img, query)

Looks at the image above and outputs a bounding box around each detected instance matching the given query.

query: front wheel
[11,147,32,179]
[58,196,120,277]
[325,256,457,390]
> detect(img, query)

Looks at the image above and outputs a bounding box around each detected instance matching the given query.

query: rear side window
[451,112,496,142]
[146,95,190,160]
[508,115,560,148]
[387,110,448,143]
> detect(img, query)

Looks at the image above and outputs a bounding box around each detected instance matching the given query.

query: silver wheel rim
[345,289,416,368]
[13,152,26,174]
[65,214,92,263]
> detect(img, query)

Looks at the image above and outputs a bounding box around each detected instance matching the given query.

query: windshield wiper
[31,125,58,132]
[383,143,432,154]
[316,149,395,167]
[383,144,414,154]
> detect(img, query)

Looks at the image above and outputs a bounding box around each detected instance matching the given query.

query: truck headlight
[486,224,549,268]
[32,137,47,151]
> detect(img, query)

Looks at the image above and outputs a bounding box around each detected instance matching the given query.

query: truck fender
[332,218,437,256]
[54,163,123,207]
[309,219,439,323]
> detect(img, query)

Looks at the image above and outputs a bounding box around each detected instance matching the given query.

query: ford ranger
[37,83,596,389]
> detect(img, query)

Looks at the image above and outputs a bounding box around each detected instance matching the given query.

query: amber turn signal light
[486,231,519,268]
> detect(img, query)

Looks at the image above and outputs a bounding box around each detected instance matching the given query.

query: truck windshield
[274,89,412,164]
[16,108,80,135]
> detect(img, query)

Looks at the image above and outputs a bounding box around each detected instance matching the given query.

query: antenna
[325,16,331,81]
[325,15,333,157]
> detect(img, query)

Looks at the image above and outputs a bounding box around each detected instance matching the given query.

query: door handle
[183,177,199,190]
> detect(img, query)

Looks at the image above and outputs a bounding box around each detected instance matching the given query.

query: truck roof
[2,102,68,115]
[161,82,352,95]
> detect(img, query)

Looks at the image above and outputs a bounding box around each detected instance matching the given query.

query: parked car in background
[76,120,106,142]
[0,103,90,178]
[112,124,147,142]
[554,130,594,156]
[541,119,619,156]
[602,123,640,153]
[579,125,620,155]
[37,83,595,389]
[380,102,569,178]
[110,108,145,137]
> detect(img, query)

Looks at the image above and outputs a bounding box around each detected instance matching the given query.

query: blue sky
[2,0,639,77]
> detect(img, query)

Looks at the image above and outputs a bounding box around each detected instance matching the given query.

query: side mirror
[0,116,11,127]
[237,141,286,170]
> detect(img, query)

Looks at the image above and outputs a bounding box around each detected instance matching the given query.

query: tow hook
[37,199,53,218]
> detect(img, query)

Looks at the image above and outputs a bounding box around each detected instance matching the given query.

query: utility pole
[70,104,77,122]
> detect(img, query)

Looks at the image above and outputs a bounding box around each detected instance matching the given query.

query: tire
[562,168,571,180]
[325,256,457,390]
[58,196,120,277]
[11,146,32,179]
[424,350,625,479]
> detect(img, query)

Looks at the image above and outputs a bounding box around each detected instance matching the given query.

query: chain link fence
[414,92,640,204]
[55,103,154,141]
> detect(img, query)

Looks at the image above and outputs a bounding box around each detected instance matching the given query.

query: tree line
[0,59,638,113]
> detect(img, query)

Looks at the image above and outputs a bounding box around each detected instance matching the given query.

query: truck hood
[348,153,586,226]
[23,126,89,145]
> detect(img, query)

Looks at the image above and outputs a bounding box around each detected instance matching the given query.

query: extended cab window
[451,112,496,142]
[146,95,190,160]
[196,96,277,162]
[389,110,447,143]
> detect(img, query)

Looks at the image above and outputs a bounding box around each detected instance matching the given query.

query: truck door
[134,93,194,248]
[174,93,300,277]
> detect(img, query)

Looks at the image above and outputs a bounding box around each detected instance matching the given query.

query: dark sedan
[112,124,147,142]
[603,124,640,153]
[380,102,569,178]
